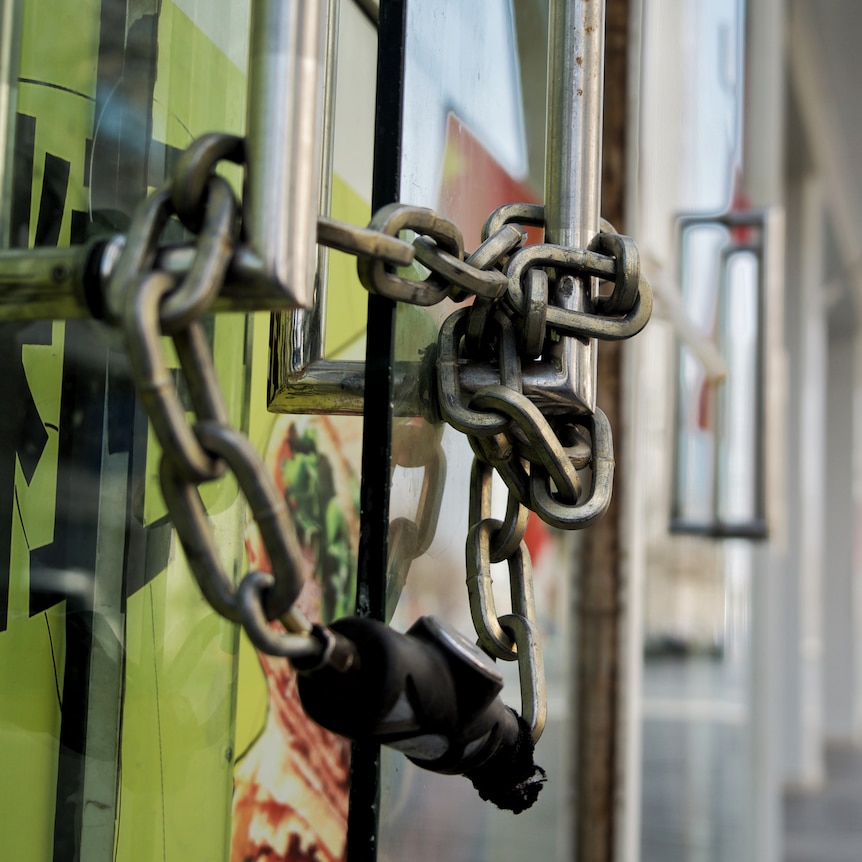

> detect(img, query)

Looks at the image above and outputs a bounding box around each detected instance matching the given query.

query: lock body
[295,616,545,812]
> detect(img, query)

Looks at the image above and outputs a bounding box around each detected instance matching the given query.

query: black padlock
[293,615,545,813]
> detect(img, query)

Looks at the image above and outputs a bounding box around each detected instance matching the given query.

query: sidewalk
[784,746,862,862]
[640,655,749,862]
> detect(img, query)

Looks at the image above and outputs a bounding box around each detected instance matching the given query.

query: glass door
[360,2,580,859]
[0,2,253,858]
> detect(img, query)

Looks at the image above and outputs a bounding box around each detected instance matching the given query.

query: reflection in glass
[379,2,569,861]
[672,218,766,538]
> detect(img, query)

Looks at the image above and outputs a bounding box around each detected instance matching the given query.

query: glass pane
[673,224,764,535]
[233,4,380,859]
[232,2,381,859]
[378,2,575,860]
[0,3,250,858]
[637,1,756,860]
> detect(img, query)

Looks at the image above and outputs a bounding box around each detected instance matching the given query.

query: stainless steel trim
[273,0,338,389]
[0,0,23,247]
[545,0,605,248]
[0,242,293,323]
[244,0,328,308]
[0,0,609,424]
[544,0,606,414]
[546,4,610,859]
[267,0,352,415]
[268,358,432,417]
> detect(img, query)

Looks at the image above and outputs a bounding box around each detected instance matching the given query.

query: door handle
[0,0,331,320]
[670,208,777,538]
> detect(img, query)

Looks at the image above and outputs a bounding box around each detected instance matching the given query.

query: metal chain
[105,134,653,743]
[362,200,649,742]
[110,134,332,666]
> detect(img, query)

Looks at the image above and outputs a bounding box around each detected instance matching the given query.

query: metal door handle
[670,208,777,538]
[0,0,330,318]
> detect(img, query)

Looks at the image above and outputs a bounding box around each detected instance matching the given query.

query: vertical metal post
[617,2,644,857]
[545,0,605,250]
[272,0,340,385]
[544,2,616,860]
[245,0,328,308]
[745,2,785,859]
[0,0,23,246]
[545,0,605,414]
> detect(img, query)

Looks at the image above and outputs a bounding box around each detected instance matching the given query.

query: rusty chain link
[363,200,647,744]
[467,460,546,740]
[385,420,447,622]
[109,134,334,665]
[104,134,652,742]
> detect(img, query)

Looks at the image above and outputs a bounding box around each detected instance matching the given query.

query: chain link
[437,308,521,437]
[463,226,527,355]
[386,420,447,622]
[529,406,615,530]
[110,134,322,661]
[105,133,653,745]
[482,202,546,238]
[505,242,651,340]
[466,460,546,739]
[357,203,464,305]
[412,236,509,301]
[122,272,227,483]
[317,216,415,268]
[471,386,582,503]
[170,132,245,232]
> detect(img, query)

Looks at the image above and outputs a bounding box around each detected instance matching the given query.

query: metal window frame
[670,208,772,539]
